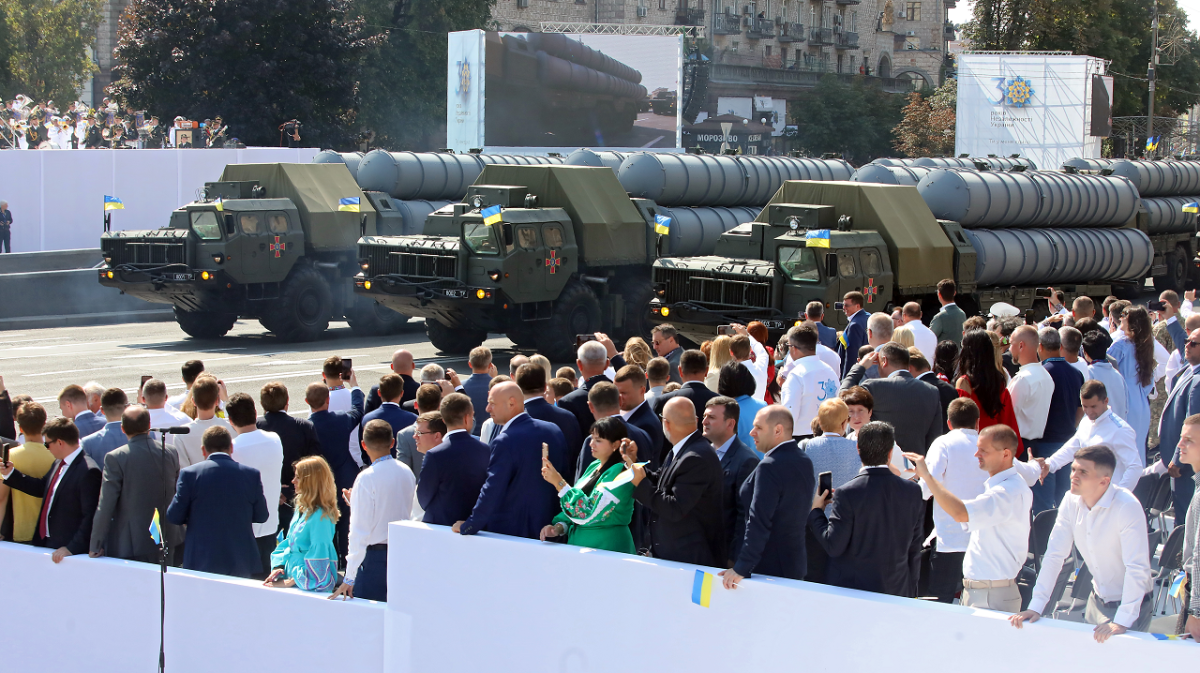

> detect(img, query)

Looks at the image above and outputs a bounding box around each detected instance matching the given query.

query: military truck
[98,162,409,341]
[648,181,1153,344]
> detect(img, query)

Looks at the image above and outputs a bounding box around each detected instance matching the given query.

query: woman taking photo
[705,335,735,391]
[1108,305,1156,452]
[264,456,339,592]
[539,416,636,554]
[955,329,1024,456]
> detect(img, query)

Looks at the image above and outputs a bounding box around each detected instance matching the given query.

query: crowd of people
[1,277,1199,642]
[0,95,232,149]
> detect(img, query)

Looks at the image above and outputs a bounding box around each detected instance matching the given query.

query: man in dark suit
[0,417,100,563]
[721,405,814,588]
[614,365,666,470]
[701,396,760,565]
[364,349,420,414]
[89,406,183,563]
[1160,327,1200,523]
[652,324,685,384]
[456,383,566,539]
[626,397,725,566]
[808,421,925,597]
[166,426,269,578]
[556,340,613,446]
[0,375,15,440]
[836,291,869,378]
[842,343,942,456]
[804,300,839,352]
[654,350,718,459]
[461,346,495,435]
[358,374,417,464]
[516,364,582,475]
[257,381,322,533]
[575,382,652,485]
[418,398,490,526]
[305,374,363,563]
[909,349,957,437]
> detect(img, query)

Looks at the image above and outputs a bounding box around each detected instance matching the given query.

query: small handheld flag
[1171,571,1186,598]
[213,197,224,212]
[481,204,502,226]
[1183,202,1198,214]
[1147,136,1160,152]
[1152,633,1192,641]
[691,569,714,608]
[805,229,831,248]
[338,197,361,213]
[103,195,124,211]
[149,509,162,546]
[654,214,671,235]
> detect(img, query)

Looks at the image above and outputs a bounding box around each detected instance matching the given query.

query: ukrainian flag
[103,195,124,211]
[481,204,502,226]
[149,509,162,545]
[213,197,224,212]
[691,569,714,607]
[1146,136,1160,152]
[654,214,671,235]
[1183,202,1198,214]
[338,197,361,213]
[805,229,831,248]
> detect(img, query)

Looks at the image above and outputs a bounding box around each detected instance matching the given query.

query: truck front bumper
[354,275,503,328]
[648,299,794,344]
[98,266,236,312]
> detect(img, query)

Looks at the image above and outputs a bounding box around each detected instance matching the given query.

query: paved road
[2,318,520,418]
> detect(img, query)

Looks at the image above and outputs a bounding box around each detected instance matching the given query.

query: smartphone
[717,324,733,336]
[834,301,845,311]
[1,443,9,466]
[140,375,152,389]
[575,334,597,348]
[1024,309,1035,326]
[1034,287,1053,298]
[818,471,832,496]
[1148,299,1167,312]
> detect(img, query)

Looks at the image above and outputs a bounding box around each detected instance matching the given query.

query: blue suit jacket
[462,373,493,435]
[1165,366,1200,465]
[721,437,761,564]
[74,412,105,439]
[836,310,869,379]
[556,374,612,466]
[81,421,128,467]
[418,431,490,526]
[460,414,566,539]
[733,441,812,580]
[309,388,364,489]
[576,417,652,482]
[816,322,838,352]
[358,402,417,463]
[625,401,666,471]
[524,397,582,477]
[166,453,269,578]
[1167,317,1188,360]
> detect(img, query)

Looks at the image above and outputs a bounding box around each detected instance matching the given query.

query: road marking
[640,135,666,148]
[21,351,303,377]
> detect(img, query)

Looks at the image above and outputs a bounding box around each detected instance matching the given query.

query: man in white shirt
[777,326,840,390]
[730,325,770,402]
[1006,325,1054,445]
[901,302,938,363]
[331,418,415,602]
[919,398,989,603]
[226,393,283,579]
[1011,445,1153,641]
[1082,331,1128,422]
[907,424,1032,613]
[1038,381,1141,491]
[167,360,207,410]
[174,377,232,468]
[322,355,366,470]
[779,325,839,440]
[141,379,192,448]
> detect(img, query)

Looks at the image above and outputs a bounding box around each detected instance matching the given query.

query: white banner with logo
[446,29,485,153]
[955,54,1106,169]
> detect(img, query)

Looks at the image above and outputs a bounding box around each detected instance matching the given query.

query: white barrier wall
[387,521,1198,673]
[1,542,384,673]
[0,147,320,253]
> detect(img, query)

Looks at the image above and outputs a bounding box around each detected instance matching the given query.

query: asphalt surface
[2,318,520,418]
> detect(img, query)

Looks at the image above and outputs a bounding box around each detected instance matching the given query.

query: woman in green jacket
[539,416,636,554]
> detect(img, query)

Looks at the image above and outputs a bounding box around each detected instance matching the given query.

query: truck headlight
[660,306,670,317]
[476,289,486,299]
[200,271,211,281]
[212,254,225,264]
[105,271,114,279]
[488,269,501,282]
[364,280,372,290]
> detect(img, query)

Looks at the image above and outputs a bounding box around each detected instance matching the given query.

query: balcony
[835,0,861,4]
[810,27,834,45]
[943,23,956,40]
[675,7,705,25]
[834,30,859,49]
[713,12,742,35]
[777,22,806,42]
[745,17,775,39]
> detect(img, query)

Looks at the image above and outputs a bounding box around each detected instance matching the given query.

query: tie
[37,460,66,540]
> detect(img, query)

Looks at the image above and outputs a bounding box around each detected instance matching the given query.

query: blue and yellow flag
[1152,633,1192,641]
[103,195,124,211]
[338,197,361,213]
[149,509,162,545]
[213,197,224,212]
[1147,136,1160,152]
[1183,202,1198,214]
[691,569,714,608]
[481,204,502,226]
[805,229,831,248]
[654,214,671,235]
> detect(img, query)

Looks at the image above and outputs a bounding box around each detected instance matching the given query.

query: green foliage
[109,0,376,148]
[788,75,906,163]
[0,0,102,103]
[893,78,957,157]
[353,0,494,151]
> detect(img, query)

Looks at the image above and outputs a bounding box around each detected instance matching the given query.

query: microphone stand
[150,427,188,673]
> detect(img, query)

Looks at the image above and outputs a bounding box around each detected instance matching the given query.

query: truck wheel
[1155,249,1187,293]
[538,281,601,362]
[506,324,540,350]
[261,265,333,342]
[346,298,409,337]
[174,307,237,339]
[427,319,486,355]
[616,278,656,342]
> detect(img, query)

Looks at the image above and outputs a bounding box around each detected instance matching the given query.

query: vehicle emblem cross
[271,236,287,258]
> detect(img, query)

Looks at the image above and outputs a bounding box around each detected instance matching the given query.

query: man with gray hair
[1059,326,1089,381]
[852,312,895,382]
[556,339,612,444]
[83,381,106,425]
[804,300,838,352]
[419,363,445,383]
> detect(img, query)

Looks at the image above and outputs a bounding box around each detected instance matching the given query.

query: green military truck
[99,162,408,341]
[354,165,662,361]
[647,181,1154,344]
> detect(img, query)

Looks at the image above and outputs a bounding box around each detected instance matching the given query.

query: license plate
[165,273,193,281]
[445,289,467,298]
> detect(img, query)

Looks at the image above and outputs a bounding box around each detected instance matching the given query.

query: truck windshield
[190,211,222,240]
[463,221,499,255]
[778,246,819,283]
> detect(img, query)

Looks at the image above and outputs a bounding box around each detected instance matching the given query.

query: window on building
[906,2,920,21]
[732,40,740,53]
[765,45,772,56]
[837,53,843,73]
[660,0,667,8]
[850,10,857,31]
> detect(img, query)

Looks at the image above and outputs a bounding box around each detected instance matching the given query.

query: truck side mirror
[224,214,235,236]
[824,253,837,279]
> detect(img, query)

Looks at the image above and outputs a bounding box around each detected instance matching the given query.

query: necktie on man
[37,460,66,539]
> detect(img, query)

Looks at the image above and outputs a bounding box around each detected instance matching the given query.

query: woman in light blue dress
[1107,305,1156,457]
[264,456,339,593]
[718,361,765,456]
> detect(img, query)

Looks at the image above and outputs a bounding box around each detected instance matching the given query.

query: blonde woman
[892,326,915,350]
[264,456,340,592]
[705,335,735,391]
[529,354,554,384]
[622,336,653,371]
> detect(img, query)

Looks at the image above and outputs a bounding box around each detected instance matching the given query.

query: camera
[1034,288,1053,298]
[834,301,845,311]
[575,334,597,348]
[717,325,734,336]
[1148,300,1167,312]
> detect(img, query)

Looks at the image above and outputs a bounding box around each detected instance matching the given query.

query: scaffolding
[1112,116,1199,158]
[539,22,707,38]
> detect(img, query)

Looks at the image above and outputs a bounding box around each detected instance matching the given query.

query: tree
[109,0,376,148]
[352,0,494,151]
[0,0,102,103]
[789,75,906,163]
[892,78,956,157]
